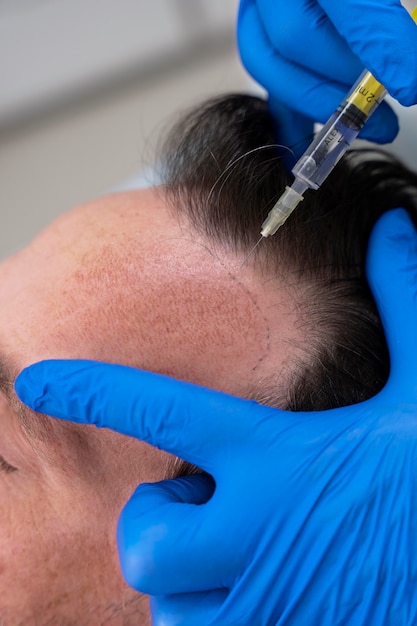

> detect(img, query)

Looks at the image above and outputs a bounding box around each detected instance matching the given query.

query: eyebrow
[0,355,55,445]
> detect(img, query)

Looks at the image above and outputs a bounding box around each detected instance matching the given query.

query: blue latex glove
[237,0,417,151]
[15,208,417,625]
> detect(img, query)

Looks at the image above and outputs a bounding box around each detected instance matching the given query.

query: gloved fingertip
[359,126,398,145]
[15,362,49,411]
[366,208,417,383]
[15,359,96,424]
[391,81,417,108]
[358,106,399,145]
[367,208,416,286]
[368,208,415,253]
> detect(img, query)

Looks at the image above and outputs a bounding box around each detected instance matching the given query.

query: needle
[239,236,264,270]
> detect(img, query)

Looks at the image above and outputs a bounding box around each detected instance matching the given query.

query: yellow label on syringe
[347,72,387,115]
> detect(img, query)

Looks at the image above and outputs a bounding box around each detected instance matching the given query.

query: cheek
[0,474,129,621]
[0,420,166,622]
[0,483,67,615]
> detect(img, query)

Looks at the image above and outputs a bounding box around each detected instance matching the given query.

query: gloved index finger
[15,359,260,472]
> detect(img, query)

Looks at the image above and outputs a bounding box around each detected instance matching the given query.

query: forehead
[0,188,275,394]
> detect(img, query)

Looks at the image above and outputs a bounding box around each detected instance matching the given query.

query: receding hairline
[159,93,409,411]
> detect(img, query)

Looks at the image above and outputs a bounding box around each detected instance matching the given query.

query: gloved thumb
[117,473,216,595]
[366,208,417,393]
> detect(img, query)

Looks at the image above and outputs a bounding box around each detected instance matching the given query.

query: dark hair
[160,94,417,411]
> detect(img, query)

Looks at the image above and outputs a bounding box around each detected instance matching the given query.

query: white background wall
[1,0,416,259]
[0,0,246,258]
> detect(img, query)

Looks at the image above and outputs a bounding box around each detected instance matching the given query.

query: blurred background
[1,0,416,259]
[0,0,248,258]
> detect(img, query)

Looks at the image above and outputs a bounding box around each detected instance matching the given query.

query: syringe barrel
[292,70,387,190]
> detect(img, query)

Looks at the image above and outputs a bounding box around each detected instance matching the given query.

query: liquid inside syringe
[261,69,388,237]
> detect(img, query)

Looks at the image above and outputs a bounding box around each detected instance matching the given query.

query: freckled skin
[0,188,303,624]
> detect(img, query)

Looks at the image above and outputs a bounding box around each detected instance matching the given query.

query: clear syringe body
[261,70,388,237]
[293,69,387,190]
[260,4,417,238]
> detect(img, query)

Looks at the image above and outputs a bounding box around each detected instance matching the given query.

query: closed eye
[0,454,17,473]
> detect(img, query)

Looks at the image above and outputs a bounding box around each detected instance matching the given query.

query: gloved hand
[15,208,417,625]
[237,0,417,150]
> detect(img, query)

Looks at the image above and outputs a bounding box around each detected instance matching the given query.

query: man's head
[0,182,307,622]
[1,93,416,624]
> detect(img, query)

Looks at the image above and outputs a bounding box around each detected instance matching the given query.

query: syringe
[261,5,417,238]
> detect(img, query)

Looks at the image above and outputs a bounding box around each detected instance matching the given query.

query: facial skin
[0,187,305,625]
